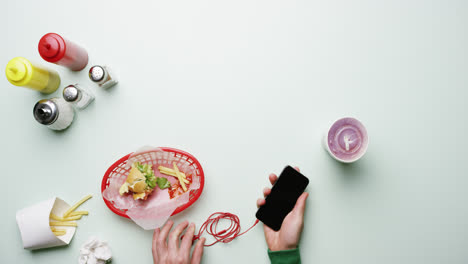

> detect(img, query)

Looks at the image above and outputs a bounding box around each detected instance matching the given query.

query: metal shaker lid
[63,85,81,102]
[89,66,105,82]
[33,99,58,125]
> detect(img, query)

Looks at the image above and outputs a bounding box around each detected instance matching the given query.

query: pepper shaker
[89,65,117,89]
[63,84,95,109]
[33,98,74,130]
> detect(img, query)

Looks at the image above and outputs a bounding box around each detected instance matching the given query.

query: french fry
[53,231,66,236]
[69,211,88,216]
[173,162,187,192]
[49,214,62,221]
[51,227,67,236]
[50,221,78,227]
[50,227,66,232]
[64,215,82,221]
[158,166,186,177]
[158,166,189,184]
[63,195,92,217]
[158,165,185,175]
[50,213,82,221]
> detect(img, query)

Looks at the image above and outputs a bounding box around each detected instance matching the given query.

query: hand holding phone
[256,166,309,231]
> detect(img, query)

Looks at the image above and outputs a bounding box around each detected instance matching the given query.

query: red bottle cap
[38,33,66,62]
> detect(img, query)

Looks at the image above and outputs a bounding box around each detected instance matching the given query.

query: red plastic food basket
[101,147,205,218]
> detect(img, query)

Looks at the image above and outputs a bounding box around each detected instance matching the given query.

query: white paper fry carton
[16,197,77,250]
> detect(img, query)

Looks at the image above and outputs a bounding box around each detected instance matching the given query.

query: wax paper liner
[102,146,200,229]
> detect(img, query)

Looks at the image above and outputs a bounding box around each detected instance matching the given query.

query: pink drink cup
[324,117,369,163]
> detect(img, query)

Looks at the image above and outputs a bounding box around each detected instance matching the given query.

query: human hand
[152,220,206,264]
[256,167,309,251]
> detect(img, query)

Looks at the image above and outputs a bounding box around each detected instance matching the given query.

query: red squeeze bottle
[38,33,88,71]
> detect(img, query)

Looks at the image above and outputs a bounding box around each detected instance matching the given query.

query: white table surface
[1,0,468,263]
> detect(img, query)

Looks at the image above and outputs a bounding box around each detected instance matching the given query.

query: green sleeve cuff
[268,247,301,264]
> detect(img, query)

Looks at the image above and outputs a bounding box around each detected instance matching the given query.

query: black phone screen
[255,166,309,231]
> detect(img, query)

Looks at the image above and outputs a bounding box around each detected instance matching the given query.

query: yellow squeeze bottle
[5,57,60,94]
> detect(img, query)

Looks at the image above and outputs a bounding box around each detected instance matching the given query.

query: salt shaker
[89,65,117,89]
[33,98,74,130]
[63,84,95,109]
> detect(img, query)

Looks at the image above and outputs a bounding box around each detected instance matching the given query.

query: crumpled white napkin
[78,236,112,264]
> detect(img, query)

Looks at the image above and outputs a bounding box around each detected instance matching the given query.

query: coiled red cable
[192,212,260,247]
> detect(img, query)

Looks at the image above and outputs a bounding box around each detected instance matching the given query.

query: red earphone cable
[192,212,260,247]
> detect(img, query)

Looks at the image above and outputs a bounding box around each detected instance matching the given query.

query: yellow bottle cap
[5,57,32,86]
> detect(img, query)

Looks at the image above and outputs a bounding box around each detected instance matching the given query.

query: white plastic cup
[323,117,369,163]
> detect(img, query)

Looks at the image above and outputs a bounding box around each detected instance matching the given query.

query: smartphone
[255,166,309,231]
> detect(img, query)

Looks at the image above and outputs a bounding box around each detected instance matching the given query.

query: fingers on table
[180,223,196,252]
[169,220,189,250]
[191,237,206,264]
[152,227,160,254]
[157,220,174,250]
[263,187,271,197]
